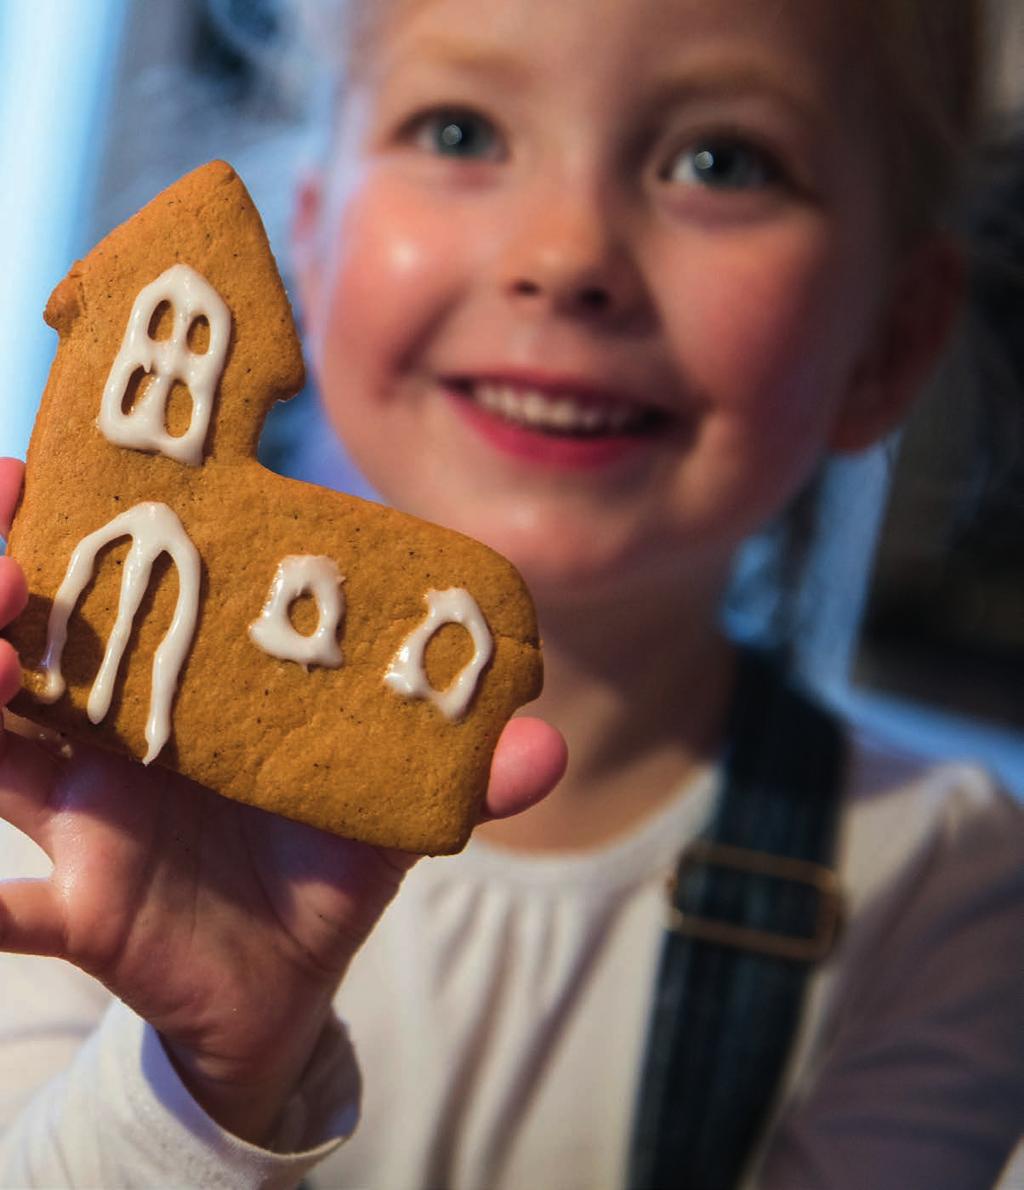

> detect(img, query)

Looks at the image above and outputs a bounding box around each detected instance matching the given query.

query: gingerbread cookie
[4,161,543,854]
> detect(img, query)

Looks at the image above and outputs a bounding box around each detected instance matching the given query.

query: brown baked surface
[4,161,542,854]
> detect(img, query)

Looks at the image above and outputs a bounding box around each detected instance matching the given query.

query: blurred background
[0,0,1021,792]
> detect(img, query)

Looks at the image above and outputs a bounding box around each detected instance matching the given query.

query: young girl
[1,0,1022,1186]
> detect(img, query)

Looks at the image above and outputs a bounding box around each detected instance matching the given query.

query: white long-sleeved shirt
[1,723,1022,1189]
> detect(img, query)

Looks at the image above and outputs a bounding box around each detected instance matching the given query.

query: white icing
[98,264,231,466]
[384,588,493,721]
[36,502,201,765]
[248,555,345,669]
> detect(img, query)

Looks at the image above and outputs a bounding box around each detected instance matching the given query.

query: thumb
[484,716,567,821]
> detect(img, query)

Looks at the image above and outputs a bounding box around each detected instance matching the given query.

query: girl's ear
[291,170,326,338]
[830,234,965,454]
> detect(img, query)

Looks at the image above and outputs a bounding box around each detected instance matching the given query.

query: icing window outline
[35,501,201,765]
[384,588,493,721]
[97,263,231,466]
[248,555,346,669]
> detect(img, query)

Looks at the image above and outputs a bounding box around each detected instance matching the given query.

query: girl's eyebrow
[379,34,532,87]
[645,60,826,134]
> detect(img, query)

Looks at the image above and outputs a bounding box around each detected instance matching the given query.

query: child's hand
[0,456,566,1143]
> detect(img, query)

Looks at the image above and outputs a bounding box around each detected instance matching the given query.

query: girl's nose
[497,190,649,327]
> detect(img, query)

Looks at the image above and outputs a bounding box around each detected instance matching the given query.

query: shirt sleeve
[0,826,361,1188]
[756,775,1024,1190]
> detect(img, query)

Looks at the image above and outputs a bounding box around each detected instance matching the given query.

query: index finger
[0,458,25,540]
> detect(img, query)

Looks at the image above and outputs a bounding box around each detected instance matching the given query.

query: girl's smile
[441,367,681,472]
[296,0,945,609]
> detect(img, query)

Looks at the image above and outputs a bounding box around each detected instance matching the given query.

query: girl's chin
[439,515,653,606]
[427,505,727,612]
[359,472,669,603]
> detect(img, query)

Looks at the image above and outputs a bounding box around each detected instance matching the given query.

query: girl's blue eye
[413,110,501,159]
[663,139,780,190]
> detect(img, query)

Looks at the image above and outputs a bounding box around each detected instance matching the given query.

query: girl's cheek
[320,179,460,369]
[670,220,871,421]
[344,188,437,289]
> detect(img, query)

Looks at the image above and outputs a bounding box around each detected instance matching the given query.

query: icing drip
[384,588,493,721]
[37,502,201,764]
[98,263,231,466]
[248,555,345,669]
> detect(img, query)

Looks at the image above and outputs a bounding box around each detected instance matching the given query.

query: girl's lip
[441,378,672,471]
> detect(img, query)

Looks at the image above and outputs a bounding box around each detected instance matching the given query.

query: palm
[5,732,412,1075]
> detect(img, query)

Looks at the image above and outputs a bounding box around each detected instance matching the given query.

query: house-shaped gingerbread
[5,161,542,854]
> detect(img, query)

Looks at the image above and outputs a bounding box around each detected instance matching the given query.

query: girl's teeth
[471,383,643,435]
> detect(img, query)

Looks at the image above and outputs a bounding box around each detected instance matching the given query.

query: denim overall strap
[627,647,846,1190]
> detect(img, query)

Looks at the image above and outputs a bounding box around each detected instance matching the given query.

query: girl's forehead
[361,0,851,46]
[354,0,861,99]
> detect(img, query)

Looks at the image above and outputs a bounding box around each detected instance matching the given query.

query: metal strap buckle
[667,839,842,963]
